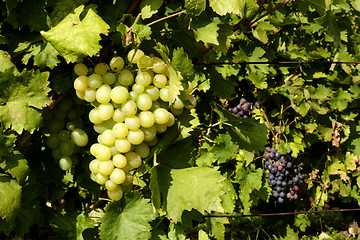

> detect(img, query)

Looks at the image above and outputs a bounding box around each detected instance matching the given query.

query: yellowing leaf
[41,6,109,63]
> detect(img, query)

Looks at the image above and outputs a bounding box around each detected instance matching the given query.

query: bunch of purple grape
[228,97,258,119]
[264,147,305,204]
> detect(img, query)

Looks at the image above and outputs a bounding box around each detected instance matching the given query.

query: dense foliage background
[1,0,360,239]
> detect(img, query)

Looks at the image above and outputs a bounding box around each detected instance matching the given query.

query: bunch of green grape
[72,49,196,201]
[44,96,89,171]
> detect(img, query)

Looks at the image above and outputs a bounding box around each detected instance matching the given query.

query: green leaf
[0,153,29,184]
[184,0,206,16]
[210,217,227,240]
[48,0,89,26]
[41,5,110,63]
[0,176,22,224]
[167,167,226,222]
[0,69,51,133]
[171,47,194,79]
[294,214,311,232]
[212,103,268,152]
[209,0,258,18]
[198,229,210,240]
[191,17,221,45]
[168,223,187,240]
[99,192,157,240]
[328,89,352,111]
[298,0,327,16]
[76,214,97,240]
[140,0,164,19]
[0,50,16,72]
[315,10,340,47]
[33,43,61,69]
[311,84,332,102]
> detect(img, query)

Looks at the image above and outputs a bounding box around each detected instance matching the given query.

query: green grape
[110,86,129,104]
[105,180,118,191]
[150,101,161,112]
[171,106,184,116]
[84,88,97,102]
[141,125,157,141]
[113,154,127,168]
[138,111,155,128]
[76,90,85,100]
[59,156,72,171]
[54,110,66,120]
[98,160,114,176]
[101,129,116,146]
[72,117,84,129]
[110,56,125,72]
[90,143,101,156]
[66,122,77,131]
[110,168,126,184]
[166,112,175,127]
[156,123,167,133]
[125,152,142,169]
[109,145,119,156]
[107,185,123,201]
[58,129,70,141]
[122,174,133,185]
[89,108,103,124]
[95,173,108,185]
[93,122,108,134]
[113,109,126,123]
[96,84,111,103]
[89,159,101,174]
[90,173,97,182]
[153,74,167,88]
[137,55,152,69]
[112,123,129,139]
[94,62,109,75]
[52,148,62,159]
[121,163,132,173]
[153,108,170,124]
[104,119,116,129]
[132,83,145,94]
[127,129,144,145]
[102,72,116,85]
[135,71,152,86]
[134,142,150,158]
[88,74,103,89]
[58,97,73,112]
[74,75,88,92]
[152,57,167,73]
[74,63,88,76]
[67,108,78,120]
[48,119,65,133]
[128,49,144,63]
[115,139,132,153]
[118,70,134,86]
[184,94,197,109]
[121,100,137,117]
[125,116,141,131]
[46,134,60,149]
[172,96,185,109]
[128,91,138,101]
[159,86,169,102]
[145,86,160,101]
[71,128,88,147]
[98,103,114,121]
[137,93,152,111]
[95,144,112,161]
[59,140,75,156]
[146,137,158,147]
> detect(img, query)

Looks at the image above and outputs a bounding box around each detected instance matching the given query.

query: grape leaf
[0,153,29,184]
[212,102,268,152]
[315,10,340,47]
[298,0,327,16]
[171,47,194,79]
[0,175,22,224]
[184,0,206,16]
[140,0,164,19]
[167,223,187,240]
[41,5,110,63]
[33,42,61,69]
[210,217,228,240]
[0,68,51,133]
[167,167,226,222]
[191,17,220,45]
[328,89,352,111]
[198,230,210,240]
[0,50,16,72]
[209,0,258,18]
[48,0,89,26]
[99,192,157,240]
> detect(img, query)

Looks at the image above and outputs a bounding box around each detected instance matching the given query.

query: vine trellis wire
[194,61,360,66]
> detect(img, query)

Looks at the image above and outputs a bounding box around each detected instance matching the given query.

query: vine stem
[126,0,142,14]
[146,10,186,27]
[249,0,291,27]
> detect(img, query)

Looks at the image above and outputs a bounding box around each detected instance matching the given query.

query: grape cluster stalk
[228,97,258,119]
[264,147,305,203]
[44,96,89,171]
[73,49,197,201]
